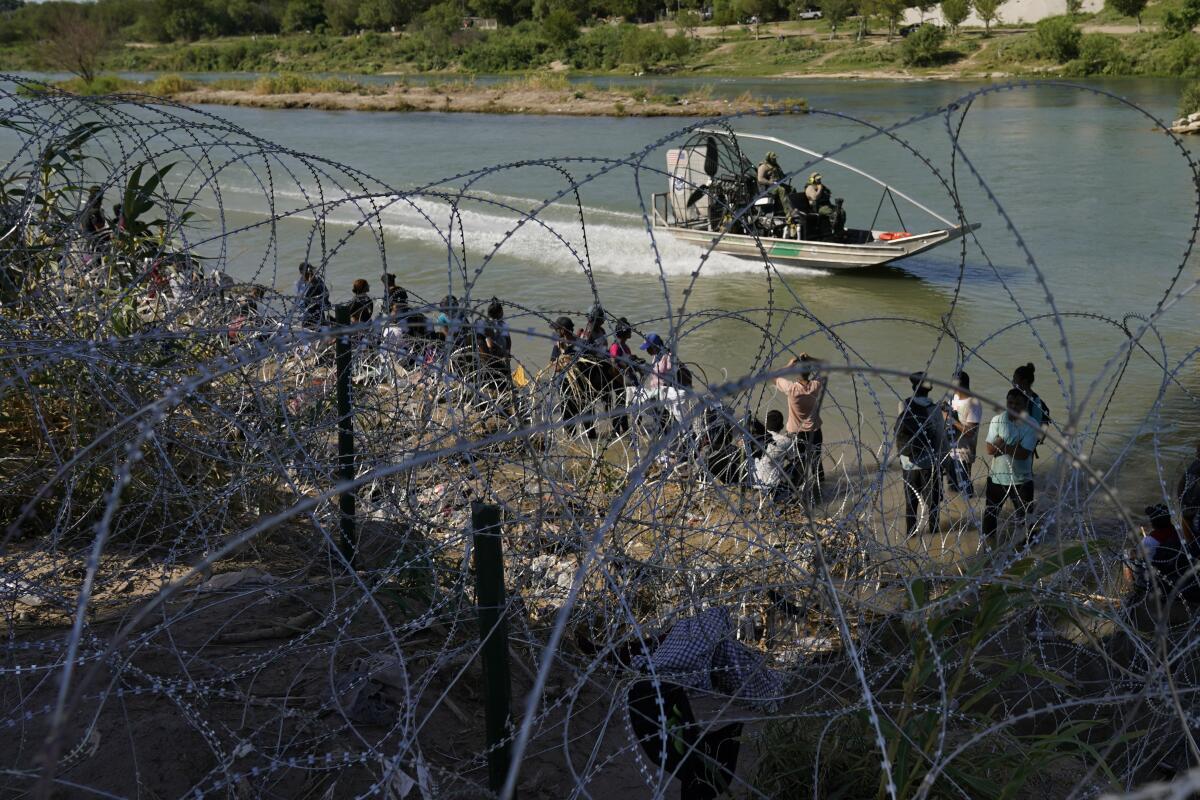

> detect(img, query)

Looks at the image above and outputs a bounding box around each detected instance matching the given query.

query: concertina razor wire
[2,75,1200,799]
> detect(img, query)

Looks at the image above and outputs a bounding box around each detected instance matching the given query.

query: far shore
[154,81,801,117]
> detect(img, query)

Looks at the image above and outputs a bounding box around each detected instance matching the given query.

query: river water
[3,76,1198,504]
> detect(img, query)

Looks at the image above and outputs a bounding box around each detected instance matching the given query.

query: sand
[170,84,807,117]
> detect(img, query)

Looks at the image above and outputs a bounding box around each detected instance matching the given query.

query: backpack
[895,400,937,464]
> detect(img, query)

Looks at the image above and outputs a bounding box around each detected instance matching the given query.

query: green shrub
[459,23,553,72]
[821,41,902,68]
[1064,33,1130,74]
[1181,81,1200,116]
[1141,33,1200,76]
[900,24,947,66]
[144,74,197,96]
[56,74,140,96]
[973,31,1047,68]
[250,73,362,94]
[1035,16,1081,62]
[567,24,704,71]
[1164,0,1200,35]
[542,8,580,46]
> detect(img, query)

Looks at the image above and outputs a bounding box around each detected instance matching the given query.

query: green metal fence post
[334,302,356,569]
[471,502,514,797]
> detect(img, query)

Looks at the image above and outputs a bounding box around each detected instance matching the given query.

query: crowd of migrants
[241,257,1200,611]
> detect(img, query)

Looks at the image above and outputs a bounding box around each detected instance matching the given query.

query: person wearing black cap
[477,297,511,399]
[301,263,328,329]
[607,317,639,435]
[895,372,947,537]
[550,316,597,439]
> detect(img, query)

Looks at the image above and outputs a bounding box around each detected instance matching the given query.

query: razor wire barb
[1,75,1200,800]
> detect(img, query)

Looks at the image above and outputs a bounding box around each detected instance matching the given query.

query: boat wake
[195,179,780,279]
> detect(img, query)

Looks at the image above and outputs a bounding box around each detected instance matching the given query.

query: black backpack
[895,400,937,462]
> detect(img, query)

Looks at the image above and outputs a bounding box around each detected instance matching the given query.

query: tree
[941,0,969,33]
[419,1,462,37]
[471,0,527,24]
[283,0,325,31]
[543,7,581,43]
[1065,0,1083,15]
[916,0,936,21]
[900,20,945,63]
[737,0,770,37]
[1164,0,1200,36]
[676,7,702,36]
[818,0,853,38]
[324,0,363,33]
[972,0,1003,33]
[1034,15,1079,61]
[711,0,739,27]
[43,6,113,84]
[356,0,409,29]
[857,0,875,40]
[877,0,907,38]
[1105,0,1147,30]
[161,0,210,41]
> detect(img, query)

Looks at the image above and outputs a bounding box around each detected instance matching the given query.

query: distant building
[902,0,1101,26]
[461,16,498,30]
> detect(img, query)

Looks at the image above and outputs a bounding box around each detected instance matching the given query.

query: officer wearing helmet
[756,151,795,220]
[804,172,845,238]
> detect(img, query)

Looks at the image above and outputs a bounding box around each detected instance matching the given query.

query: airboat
[651,128,979,271]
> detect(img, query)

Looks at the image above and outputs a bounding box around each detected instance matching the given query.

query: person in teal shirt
[983,388,1039,540]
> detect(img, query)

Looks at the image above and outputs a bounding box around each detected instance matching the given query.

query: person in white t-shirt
[947,370,982,497]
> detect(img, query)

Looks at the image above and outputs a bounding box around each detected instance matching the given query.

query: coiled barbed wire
[2,75,1200,800]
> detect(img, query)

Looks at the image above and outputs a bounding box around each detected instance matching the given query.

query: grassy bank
[4,15,1200,81]
[39,72,807,117]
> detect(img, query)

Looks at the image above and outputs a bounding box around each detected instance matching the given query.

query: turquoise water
[3,76,1198,500]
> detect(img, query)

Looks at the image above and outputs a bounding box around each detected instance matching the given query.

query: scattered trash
[199,568,282,592]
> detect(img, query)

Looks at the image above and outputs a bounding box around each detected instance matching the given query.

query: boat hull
[657,223,979,270]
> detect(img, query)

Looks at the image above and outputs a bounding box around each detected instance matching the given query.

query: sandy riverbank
[169,83,807,117]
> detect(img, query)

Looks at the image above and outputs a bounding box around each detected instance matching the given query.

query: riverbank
[172,82,804,116]
[4,13,1200,86]
[45,74,807,117]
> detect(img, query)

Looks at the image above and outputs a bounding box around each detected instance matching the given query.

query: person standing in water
[895,372,946,537]
[1012,362,1051,451]
[773,353,825,502]
[947,370,982,497]
[983,388,1039,542]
